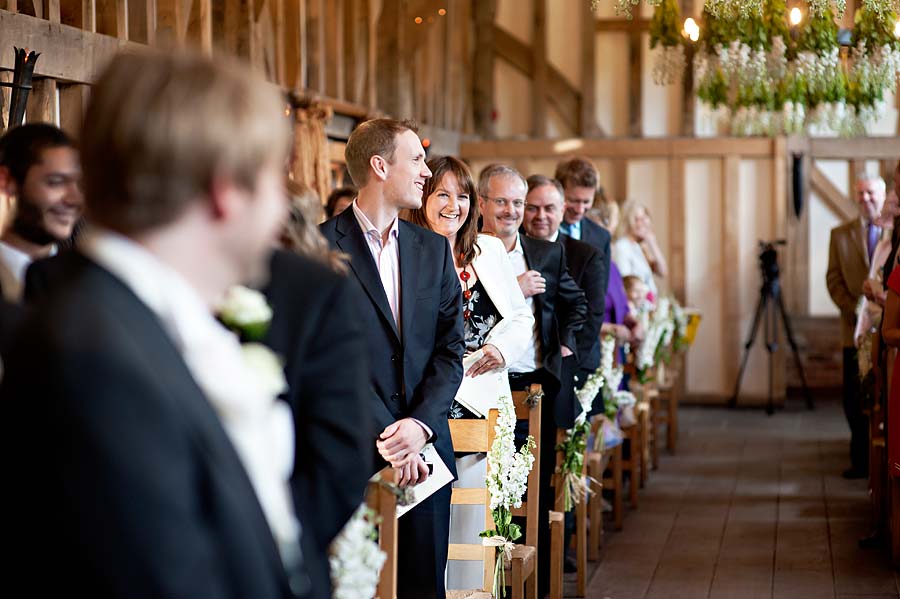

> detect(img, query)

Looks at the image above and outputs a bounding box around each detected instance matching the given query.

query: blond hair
[283,180,349,274]
[617,199,651,240]
[81,49,290,234]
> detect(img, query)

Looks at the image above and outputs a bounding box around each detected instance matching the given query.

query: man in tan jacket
[826,173,886,479]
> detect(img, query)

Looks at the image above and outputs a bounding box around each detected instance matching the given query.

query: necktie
[867,222,878,261]
[559,222,572,236]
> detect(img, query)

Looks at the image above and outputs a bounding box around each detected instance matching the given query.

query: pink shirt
[352,201,401,333]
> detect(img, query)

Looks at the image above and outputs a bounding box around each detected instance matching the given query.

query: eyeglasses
[483,196,525,209]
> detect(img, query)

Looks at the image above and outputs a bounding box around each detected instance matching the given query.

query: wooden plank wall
[0,0,471,138]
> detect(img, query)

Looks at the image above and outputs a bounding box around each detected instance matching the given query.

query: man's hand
[395,453,430,488]
[517,270,546,298]
[377,418,429,467]
[863,278,886,305]
[466,344,506,377]
[613,324,631,343]
[561,345,574,358]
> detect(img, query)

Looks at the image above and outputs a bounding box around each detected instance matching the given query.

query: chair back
[366,466,399,599]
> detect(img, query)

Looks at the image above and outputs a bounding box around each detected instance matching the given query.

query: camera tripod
[729,243,814,415]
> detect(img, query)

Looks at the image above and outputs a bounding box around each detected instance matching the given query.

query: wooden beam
[721,154,741,387]
[0,10,134,83]
[284,0,304,89]
[531,0,547,138]
[307,0,325,92]
[810,165,855,222]
[580,0,600,137]
[810,137,900,159]
[786,150,811,315]
[459,137,775,161]
[222,0,251,58]
[376,0,406,117]
[0,71,12,130]
[59,0,95,30]
[596,17,649,32]
[472,0,496,138]
[364,0,375,107]
[628,31,642,137]
[198,0,212,54]
[4,1,16,13]
[96,0,128,39]
[492,26,580,134]
[26,77,58,124]
[609,157,627,202]
[771,137,787,393]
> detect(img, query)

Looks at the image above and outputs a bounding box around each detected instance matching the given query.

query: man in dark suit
[477,164,588,598]
[320,118,465,599]
[1,51,306,597]
[523,174,606,381]
[554,157,611,295]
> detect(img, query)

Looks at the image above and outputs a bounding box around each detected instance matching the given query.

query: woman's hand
[466,344,506,377]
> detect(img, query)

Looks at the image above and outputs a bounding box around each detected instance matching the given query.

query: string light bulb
[894,18,900,38]
[789,7,802,26]
[683,18,699,42]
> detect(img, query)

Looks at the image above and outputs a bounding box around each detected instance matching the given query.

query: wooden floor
[582,400,900,599]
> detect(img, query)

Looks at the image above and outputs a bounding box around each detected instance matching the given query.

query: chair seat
[503,543,537,574]
[447,591,492,599]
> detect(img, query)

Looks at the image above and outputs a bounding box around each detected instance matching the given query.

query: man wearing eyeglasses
[477,163,587,599]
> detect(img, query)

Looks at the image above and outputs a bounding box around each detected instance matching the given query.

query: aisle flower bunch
[556,368,605,511]
[597,335,637,442]
[329,505,387,599]
[480,395,536,598]
[636,297,675,382]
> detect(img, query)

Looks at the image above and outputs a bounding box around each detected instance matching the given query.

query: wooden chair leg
[526,568,537,599]
[892,477,900,568]
[512,558,524,599]
[549,511,564,599]
[587,464,602,561]
[667,384,679,453]
[625,426,639,509]
[576,493,587,597]
[650,394,660,470]
[612,444,624,529]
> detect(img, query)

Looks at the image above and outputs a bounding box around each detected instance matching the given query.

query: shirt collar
[0,240,56,283]
[549,229,560,243]
[509,233,524,255]
[352,200,399,242]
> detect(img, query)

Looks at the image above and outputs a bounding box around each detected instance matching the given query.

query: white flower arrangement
[652,44,686,85]
[481,395,536,598]
[704,0,763,18]
[636,297,675,379]
[218,285,274,341]
[329,504,387,599]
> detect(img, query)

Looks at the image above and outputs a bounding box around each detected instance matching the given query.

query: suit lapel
[334,210,401,341]
[399,222,422,344]
[520,235,545,315]
[473,242,509,319]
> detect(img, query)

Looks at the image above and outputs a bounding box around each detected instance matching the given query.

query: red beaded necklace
[459,262,472,321]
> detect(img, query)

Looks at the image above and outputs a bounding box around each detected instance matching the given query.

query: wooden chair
[549,429,589,598]
[366,467,398,599]
[587,415,625,561]
[635,398,651,488]
[446,385,542,599]
[657,356,682,453]
[620,420,640,508]
[548,511,564,599]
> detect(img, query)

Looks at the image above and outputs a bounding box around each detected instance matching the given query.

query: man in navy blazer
[555,157,611,297]
[320,118,464,599]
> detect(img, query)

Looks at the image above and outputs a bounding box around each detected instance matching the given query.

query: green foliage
[853,5,900,49]
[697,67,728,107]
[650,0,682,48]
[797,5,840,53]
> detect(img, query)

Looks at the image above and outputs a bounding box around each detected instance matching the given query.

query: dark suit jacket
[559,233,606,372]
[519,234,588,426]
[574,217,611,299]
[320,209,465,477]
[263,250,373,599]
[1,252,295,598]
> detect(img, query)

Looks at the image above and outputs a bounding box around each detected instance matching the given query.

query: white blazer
[470,234,535,366]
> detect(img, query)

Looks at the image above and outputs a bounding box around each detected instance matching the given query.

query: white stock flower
[330,504,387,599]
[241,343,288,398]
[486,395,535,512]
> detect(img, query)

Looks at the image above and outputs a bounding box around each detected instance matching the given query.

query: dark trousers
[842,346,868,472]
[510,361,576,598]
[397,484,451,599]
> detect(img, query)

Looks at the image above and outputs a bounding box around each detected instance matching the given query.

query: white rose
[241,343,288,398]
[219,286,273,328]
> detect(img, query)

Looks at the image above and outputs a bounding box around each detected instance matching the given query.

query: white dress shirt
[0,241,55,302]
[505,234,542,373]
[79,228,302,569]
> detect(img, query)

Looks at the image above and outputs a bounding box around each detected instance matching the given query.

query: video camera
[758,239,787,287]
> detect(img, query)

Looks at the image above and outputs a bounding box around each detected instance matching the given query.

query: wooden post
[96,0,128,39]
[580,0,599,137]
[628,31,642,137]
[43,0,61,22]
[531,0,547,138]
[325,0,344,99]
[0,71,12,132]
[472,0,496,138]
[307,0,326,92]
[283,0,303,88]
[223,0,251,58]
[722,155,741,386]
[26,78,58,124]
[59,83,88,138]
[772,137,788,395]
[669,157,686,302]
[4,1,16,13]
[376,0,406,118]
[680,0,695,135]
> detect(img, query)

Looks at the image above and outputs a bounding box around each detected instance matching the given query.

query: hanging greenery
[642,0,900,136]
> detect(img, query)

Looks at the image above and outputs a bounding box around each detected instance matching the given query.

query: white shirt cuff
[410,418,433,441]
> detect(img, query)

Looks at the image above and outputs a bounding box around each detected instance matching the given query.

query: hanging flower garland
[480,395,536,598]
[640,0,900,136]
